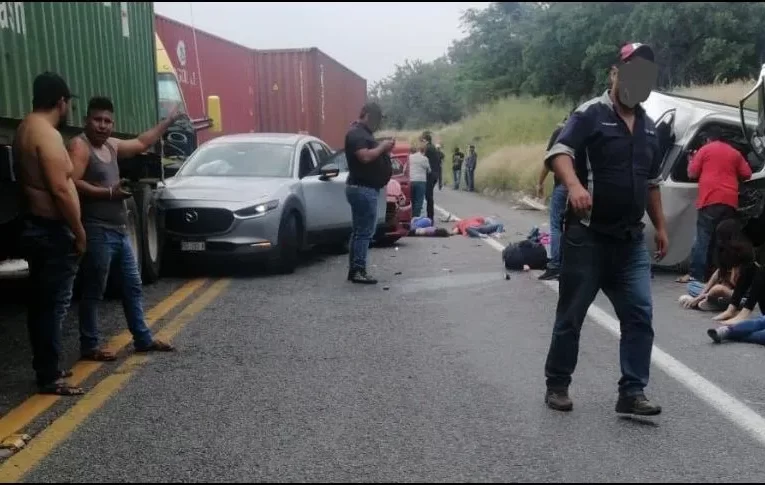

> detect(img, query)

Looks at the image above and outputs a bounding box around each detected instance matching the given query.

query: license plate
[180,241,206,252]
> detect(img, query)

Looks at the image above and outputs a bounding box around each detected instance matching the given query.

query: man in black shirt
[537,117,568,281]
[422,132,440,220]
[344,102,394,284]
[436,144,445,190]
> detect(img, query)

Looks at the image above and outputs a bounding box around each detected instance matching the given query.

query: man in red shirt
[687,128,752,282]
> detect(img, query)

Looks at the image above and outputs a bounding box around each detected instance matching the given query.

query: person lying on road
[68,96,183,361]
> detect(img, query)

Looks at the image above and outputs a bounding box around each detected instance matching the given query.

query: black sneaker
[538,269,560,281]
[615,394,662,416]
[545,389,573,412]
[350,269,378,285]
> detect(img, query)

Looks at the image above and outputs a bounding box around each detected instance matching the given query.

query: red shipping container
[255,48,367,150]
[154,14,258,144]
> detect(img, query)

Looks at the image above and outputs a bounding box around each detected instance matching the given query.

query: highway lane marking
[0,279,208,446]
[0,278,231,483]
[435,203,765,447]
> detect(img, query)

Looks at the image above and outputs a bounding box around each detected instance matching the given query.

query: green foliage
[371,2,765,128]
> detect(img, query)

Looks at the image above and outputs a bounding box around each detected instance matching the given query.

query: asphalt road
[2,187,765,482]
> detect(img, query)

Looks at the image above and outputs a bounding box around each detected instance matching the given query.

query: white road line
[434,203,765,446]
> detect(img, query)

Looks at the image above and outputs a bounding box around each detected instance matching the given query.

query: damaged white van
[643,65,765,271]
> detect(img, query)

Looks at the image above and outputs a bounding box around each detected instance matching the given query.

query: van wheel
[268,212,300,274]
[133,183,162,284]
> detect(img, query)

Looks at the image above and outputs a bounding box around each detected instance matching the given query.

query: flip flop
[38,380,84,396]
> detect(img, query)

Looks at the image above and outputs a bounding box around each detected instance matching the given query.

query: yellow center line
[0,278,230,483]
[0,278,208,443]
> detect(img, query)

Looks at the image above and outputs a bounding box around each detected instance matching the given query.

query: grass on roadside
[382,80,758,198]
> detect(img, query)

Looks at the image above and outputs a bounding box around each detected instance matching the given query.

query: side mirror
[319,163,340,181]
[207,95,222,133]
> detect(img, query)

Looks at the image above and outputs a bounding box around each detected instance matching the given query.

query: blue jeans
[411,181,427,218]
[545,224,654,397]
[20,217,81,386]
[345,185,379,272]
[726,316,765,345]
[78,225,153,353]
[690,204,736,281]
[548,184,568,271]
[452,168,461,189]
[465,223,504,237]
[465,166,475,191]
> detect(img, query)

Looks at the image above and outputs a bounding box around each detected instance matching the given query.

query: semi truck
[0,2,221,284]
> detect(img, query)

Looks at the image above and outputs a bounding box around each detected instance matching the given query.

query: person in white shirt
[408,141,431,218]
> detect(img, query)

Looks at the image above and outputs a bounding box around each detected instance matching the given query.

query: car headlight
[235,199,279,219]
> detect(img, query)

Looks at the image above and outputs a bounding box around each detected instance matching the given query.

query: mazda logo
[184,210,199,223]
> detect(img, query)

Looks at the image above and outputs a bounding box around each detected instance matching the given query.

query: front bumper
[161,204,282,260]
[384,200,412,239]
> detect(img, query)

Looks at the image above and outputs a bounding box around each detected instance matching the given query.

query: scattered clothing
[411,216,434,229]
[502,239,548,271]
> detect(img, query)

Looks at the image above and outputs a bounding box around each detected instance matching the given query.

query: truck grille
[165,208,234,235]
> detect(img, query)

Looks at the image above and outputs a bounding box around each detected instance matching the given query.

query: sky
[153,2,490,84]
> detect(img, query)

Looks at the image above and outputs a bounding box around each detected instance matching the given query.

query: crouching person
[68,96,181,360]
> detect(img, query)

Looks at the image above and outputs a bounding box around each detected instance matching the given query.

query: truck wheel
[133,183,162,284]
[104,197,141,299]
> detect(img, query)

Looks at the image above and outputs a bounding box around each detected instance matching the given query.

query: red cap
[619,43,655,63]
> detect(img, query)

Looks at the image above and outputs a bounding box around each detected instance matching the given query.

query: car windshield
[178,142,295,178]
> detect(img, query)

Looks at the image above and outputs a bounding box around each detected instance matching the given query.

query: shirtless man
[15,72,86,395]
[69,96,182,361]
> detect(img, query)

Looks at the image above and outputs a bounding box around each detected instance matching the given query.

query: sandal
[38,380,85,396]
[80,349,117,362]
[136,340,175,353]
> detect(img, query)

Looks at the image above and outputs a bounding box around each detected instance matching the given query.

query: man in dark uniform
[543,43,668,416]
[344,102,394,284]
[422,132,440,220]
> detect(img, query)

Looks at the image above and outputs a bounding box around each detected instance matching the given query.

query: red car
[377,142,412,245]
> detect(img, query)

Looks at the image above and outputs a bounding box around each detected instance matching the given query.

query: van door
[641,109,695,267]
[740,64,765,165]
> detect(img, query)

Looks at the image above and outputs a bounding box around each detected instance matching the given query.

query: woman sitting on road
[679,219,753,312]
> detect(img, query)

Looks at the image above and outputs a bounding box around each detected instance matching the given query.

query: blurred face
[84,109,114,146]
[363,112,383,132]
[610,56,658,109]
